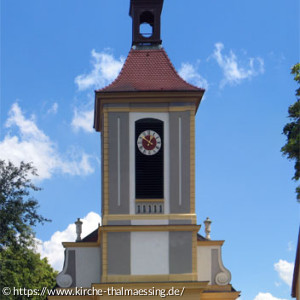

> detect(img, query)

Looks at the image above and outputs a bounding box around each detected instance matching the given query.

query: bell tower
[130,0,163,46]
[53,1,241,299]
[93,0,206,278]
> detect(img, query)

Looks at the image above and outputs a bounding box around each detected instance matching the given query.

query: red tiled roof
[98,48,204,93]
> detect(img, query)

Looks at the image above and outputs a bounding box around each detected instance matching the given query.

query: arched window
[135,118,164,199]
[139,11,154,38]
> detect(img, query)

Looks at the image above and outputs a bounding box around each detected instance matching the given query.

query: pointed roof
[97,47,204,93]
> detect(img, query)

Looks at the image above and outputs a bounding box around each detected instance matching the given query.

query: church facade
[49,1,240,299]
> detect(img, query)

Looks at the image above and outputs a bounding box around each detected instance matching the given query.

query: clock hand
[142,136,153,145]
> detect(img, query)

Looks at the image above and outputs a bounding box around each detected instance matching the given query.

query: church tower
[51,1,240,299]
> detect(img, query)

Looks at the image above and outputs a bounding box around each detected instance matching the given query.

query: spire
[129,0,164,46]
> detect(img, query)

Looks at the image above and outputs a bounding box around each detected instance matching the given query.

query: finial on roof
[75,218,83,242]
[204,217,212,240]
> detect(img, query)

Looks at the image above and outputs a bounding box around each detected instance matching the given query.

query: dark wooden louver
[135,118,164,199]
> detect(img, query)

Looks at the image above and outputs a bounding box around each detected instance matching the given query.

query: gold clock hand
[142,136,153,145]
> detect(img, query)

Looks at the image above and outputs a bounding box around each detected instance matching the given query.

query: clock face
[137,130,162,156]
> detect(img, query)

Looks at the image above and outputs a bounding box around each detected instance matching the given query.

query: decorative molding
[62,242,99,248]
[192,227,197,274]
[96,95,203,132]
[215,247,232,286]
[103,110,109,215]
[56,274,72,288]
[197,240,225,246]
[56,250,75,288]
[178,116,182,206]
[117,117,121,206]
[190,108,195,213]
[101,273,198,283]
[103,213,197,225]
[97,91,203,100]
[135,199,165,203]
[204,284,233,291]
[102,231,107,277]
[103,105,196,113]
[129,112,169,215]
[201,291,241,300]
[100,224,201,233]
[215,272,231,286]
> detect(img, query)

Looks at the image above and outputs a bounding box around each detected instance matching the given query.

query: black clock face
[135,118,164,199]
[137,130,162,155]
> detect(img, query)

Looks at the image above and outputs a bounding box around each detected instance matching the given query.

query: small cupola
[129,0,164,46]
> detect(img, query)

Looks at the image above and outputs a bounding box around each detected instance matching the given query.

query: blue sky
[1,0,299,299]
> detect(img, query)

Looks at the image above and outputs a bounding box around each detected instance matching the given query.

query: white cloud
[274,259,294,287]
[253,293,287,300]
[71,108,94,133]
[212,43,264,88]
[47,102,58,114]
[287,241,294,252]
[75,49,125,91]
[36,212,101,271]
[274,281,281,287]
[0,103,95,180]
[178,62,209,90]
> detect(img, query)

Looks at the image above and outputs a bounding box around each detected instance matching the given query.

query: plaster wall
[197,246,212,283]
[74,247,101,287]
[169,231,192,274]
[107,232,131,275]
[131,231,169,275]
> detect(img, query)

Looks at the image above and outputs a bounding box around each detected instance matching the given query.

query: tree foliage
[0,160,49,250]
[281,63,300,201]
[0,160,56,298]
[0,245,57,300]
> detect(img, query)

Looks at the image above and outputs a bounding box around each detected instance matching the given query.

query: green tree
[0,160,57,299]
[0,160,49,250]
[0,246,57,300]
[281,63,300,202]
